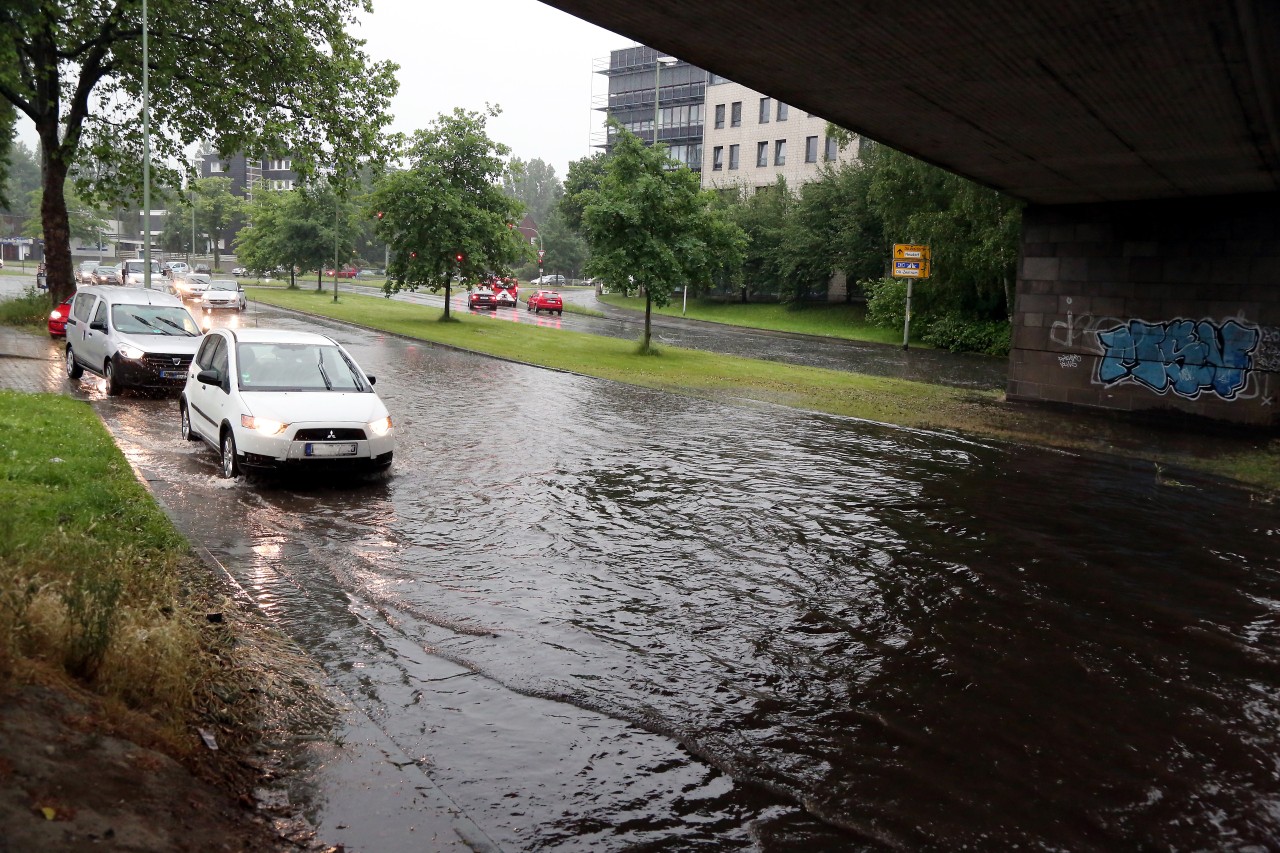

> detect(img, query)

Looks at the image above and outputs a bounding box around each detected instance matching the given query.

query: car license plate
[160,370,182,379]
[305,442,358,457]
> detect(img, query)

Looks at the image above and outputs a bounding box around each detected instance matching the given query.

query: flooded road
[62,305,1280,850]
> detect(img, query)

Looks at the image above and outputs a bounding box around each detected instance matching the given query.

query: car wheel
[65,346,83,379]
[557,310,563,316]
[180,402,200,442]
[220,430,239,479]
[104,359,122,396]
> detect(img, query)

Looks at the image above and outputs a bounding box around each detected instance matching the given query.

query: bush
[0,288,55,328]
[921,313,1011,356]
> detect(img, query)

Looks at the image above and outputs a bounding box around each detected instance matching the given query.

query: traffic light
[455,253,464,263]
[409,251,417,259]
[376,211,384,220]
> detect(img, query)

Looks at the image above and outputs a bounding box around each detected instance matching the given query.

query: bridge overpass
[541,0,1280,426]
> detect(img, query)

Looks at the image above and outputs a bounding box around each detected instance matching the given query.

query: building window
[759,97,770,124]
[777,103,789,122]
[729,144,740,170]
[209,161,224,173]
[825,136,839,161]
[715,104,725,129]
[731,101,742,127]
[775,140,786,166]
[805,136,818,163]
[713,146,724,171]
[757,141,768,167]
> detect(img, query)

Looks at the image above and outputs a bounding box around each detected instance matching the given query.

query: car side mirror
[90,321,106,332]
[197,368,221,386]
[366,375,376,386]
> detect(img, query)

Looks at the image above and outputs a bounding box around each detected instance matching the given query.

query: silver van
[65,286,204,395]
[116,258,162,287]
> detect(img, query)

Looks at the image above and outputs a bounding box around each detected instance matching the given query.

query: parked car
[467,287,497,310]
[91,265,117,286]
[527,290,563,315]
[529,274,566,286]
[48,296,74,338]
[116,259,162,287]
[200,279,247,312]
[179,327,394,478]
[161,261,189,278]
[77,261,100,284]
[193,264,212,275]
[231,267,247,277]
[64,285,203,396]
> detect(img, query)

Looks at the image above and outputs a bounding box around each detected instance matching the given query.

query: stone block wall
[1008,195,1280,427]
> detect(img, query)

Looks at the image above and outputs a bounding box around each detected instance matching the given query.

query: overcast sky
[16,0,633,183]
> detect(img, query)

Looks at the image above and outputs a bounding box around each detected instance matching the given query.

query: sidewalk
[0,325,67,394]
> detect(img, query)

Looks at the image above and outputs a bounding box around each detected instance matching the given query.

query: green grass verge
[599,293,910,347]
[246,286,1280,493]
[0,391,204,716]
[247,286,975,427]
[0,288,55,330]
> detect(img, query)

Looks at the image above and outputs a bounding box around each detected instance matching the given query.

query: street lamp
[653,54,677,149]
[141,0,152,289]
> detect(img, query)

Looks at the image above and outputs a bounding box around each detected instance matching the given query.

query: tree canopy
[583,124,745,352]
[502,157,562,226]
[0,0,399,301]
[369,107,526,319]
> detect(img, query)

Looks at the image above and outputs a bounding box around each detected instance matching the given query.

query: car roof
[231,328,336,346]
[77,285,185,306]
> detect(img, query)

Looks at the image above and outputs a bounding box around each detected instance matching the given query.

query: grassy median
[243,286,1280,492]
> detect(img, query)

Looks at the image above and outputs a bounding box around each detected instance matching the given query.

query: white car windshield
[208,281,237,291]
[112,305,201,336]
[236,342,370,392]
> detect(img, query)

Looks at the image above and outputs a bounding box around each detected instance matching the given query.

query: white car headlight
[367,416,393,437]
[117,344,145,360]
[240,414,288,435]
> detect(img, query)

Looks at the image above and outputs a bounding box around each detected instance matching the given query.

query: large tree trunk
[39,150,73,305]
[316,269,323,291]
[443,279,451,319]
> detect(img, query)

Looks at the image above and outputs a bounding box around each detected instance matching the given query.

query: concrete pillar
[1007,195,1280,428]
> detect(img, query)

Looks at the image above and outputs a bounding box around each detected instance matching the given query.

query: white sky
[16,0,632,183]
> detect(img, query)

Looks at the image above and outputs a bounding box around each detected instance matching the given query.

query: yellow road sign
[893,243,931,260]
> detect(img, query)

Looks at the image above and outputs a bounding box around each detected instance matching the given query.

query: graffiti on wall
[1096,318,1259,400]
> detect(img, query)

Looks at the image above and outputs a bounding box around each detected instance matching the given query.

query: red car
[325,267,358,279]
[527,290,563,315]
[48,296,74,338]
[467,288,498,310]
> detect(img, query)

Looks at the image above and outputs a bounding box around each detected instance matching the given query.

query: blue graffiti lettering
[1096,318,1259,400]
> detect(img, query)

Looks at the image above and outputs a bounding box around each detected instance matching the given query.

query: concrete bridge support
[1007,195,1280,428]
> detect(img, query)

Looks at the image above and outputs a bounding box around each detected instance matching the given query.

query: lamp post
[653,54,676,150]
[141,0,151,289]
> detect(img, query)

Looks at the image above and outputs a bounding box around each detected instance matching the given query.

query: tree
[21,183,106,244]
[235,184,355,289]
[191,177,244,272]
[1,140,40,216]
[0,1,399,303]
[370,107,526,320]
[503,157,562,226]
[583,124,745,352]
[539,207,588,278]
[560,151,610,231]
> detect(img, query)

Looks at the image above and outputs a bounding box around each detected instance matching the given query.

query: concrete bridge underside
[540,0,1280,426]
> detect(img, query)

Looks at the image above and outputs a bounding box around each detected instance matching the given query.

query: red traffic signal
[376,211,384,220]
[409,251,417,259]
[455,253,464,263]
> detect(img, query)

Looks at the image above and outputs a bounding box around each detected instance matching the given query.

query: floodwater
[66,305,1280,850]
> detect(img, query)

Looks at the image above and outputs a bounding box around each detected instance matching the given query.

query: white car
[170,273,210,301]
[180,327,394,478]
[200,279,247,312]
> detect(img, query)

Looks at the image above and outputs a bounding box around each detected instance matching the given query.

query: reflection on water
[89,310,1280,850]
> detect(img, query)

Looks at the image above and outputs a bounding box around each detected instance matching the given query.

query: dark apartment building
[593,45,709,171]
[199,152,299,248]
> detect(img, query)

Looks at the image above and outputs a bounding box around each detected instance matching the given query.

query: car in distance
[64,285,203,396]
[48,296,74,338]
[527,290,563,315]
[91,265,117,286]
[179,327,394,478]
[324,267,358,279]
[77,261,99,284]
[161,261,190,278]
[116,258,162,287]
[200,279,247,312]
[467,287,497,310]
[529,274,566,286]
[170,272,211,301]
[495,288,517,308]
[231,267,247,277]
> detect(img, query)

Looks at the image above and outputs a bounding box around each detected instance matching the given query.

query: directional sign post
[892,244,931,350]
